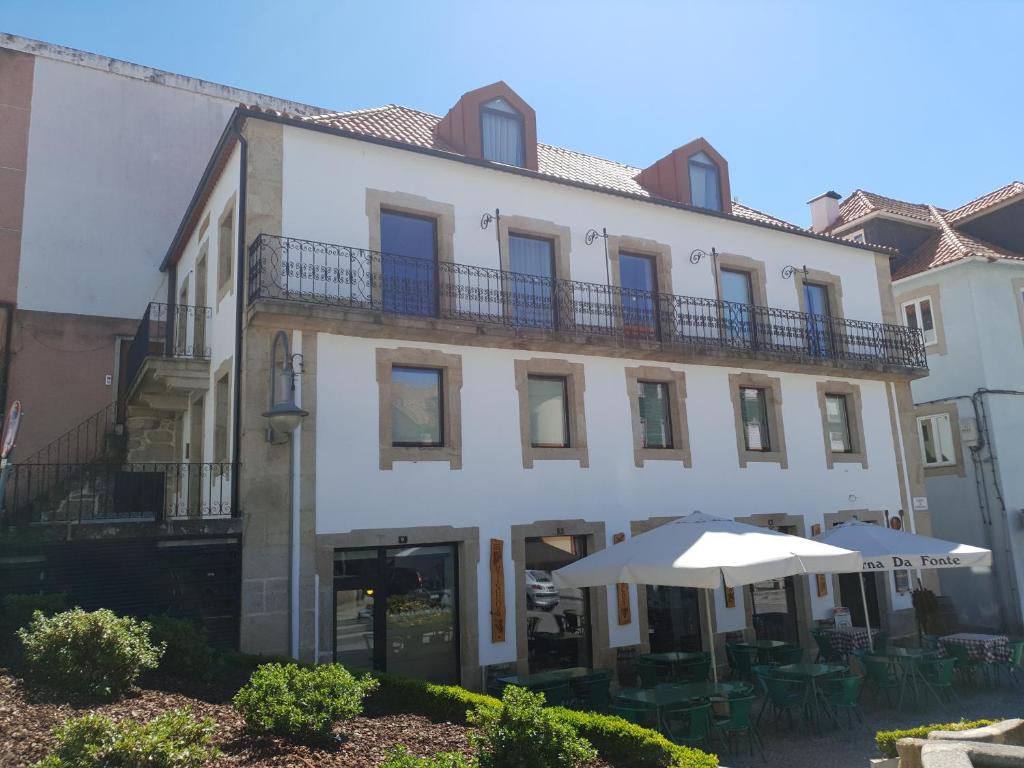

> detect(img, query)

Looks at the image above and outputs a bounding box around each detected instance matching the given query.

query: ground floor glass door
[838,571,881,629]
[525,535,591,672]
[334,544,459,683]
[749,577,799,643]
[646,585,702,652]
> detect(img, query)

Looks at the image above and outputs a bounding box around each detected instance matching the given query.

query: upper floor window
[527,375,569,448]
[824,394,852,453]
[688,151,722,211]
[848,230,866,244]
[481,98,525,166]
[902,297,937,346]
[390,366,443,447]
[739,387,771,452]
[918,412,955,468]
[637,381,672,449]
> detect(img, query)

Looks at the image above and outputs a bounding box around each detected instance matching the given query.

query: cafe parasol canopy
[553,511,863,681]
[812,520,992,649]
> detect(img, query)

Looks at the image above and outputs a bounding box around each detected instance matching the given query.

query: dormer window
[480,98,525,166]
[688,151,722,211]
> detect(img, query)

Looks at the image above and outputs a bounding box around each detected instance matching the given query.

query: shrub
[18,608,163,699]
[233,662,378,740]
[32,707,218,768]
[370,673,717,768]
[0,592,68,665]
[468,685,598,768]
[148,615,217,679]
[380,746,477,768]
[876,719,996,758]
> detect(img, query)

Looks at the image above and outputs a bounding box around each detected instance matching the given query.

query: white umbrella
[812,520,992,650]
[553,511,863,681]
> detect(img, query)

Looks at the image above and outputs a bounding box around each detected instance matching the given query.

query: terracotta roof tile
[944,181,1024,223]
[827,189,938,233]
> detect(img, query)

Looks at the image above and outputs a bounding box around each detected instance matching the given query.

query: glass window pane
[391,367,442,446]
[825,394,852,453]
[740,387,770,451]
[619,253,657,336]
[920,418,937,464]
[381,210,437,317]
[721,269,753,305]
[638,381,672,449]
[482,99,524,166]
[688,152,721,211]
[509,235,555,328]
[528,376,568,447]
[525,536,591,672]
[934,414,954,464]
[904,303,919,329]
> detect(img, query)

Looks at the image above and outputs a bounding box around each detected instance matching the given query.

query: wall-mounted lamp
[480,208,500,230]
[263,330,308,442]
[781,264,809,281]
[689,247,717,265]
[585,228,611,285]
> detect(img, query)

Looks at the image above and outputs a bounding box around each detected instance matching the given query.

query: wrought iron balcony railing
[248,235,928,370]
[124,302,212,392]
[1,461,236,527]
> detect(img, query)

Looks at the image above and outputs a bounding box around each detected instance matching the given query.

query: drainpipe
[232,127,248,522]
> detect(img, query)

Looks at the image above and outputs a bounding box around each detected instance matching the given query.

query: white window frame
[917,413,956,468]
[901,297,938,346]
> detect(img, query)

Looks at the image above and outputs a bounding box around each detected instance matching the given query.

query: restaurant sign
[863,555,963,570]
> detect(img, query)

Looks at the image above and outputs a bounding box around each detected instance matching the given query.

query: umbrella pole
[705,589,718,683]
[860,573,875,652]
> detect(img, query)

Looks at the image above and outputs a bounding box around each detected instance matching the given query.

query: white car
[525,569,560,610]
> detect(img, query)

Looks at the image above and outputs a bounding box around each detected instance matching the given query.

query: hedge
[371,673,718,768]
[876,720,996,758]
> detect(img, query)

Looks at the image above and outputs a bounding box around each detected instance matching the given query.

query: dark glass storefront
[646,585,703,652]
[334,544,459,683]
[525,535,591,672]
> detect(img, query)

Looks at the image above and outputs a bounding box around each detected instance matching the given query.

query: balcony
[0,461,236,531]
[124,302,212,413]
[247,235,928,373]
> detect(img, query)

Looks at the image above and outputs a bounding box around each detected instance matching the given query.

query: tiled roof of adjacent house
[302,105,801,232]
[827,189,938,233]
[944,181,1024,223]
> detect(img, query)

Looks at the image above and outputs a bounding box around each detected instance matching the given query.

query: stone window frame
[497,215,572,324]
[895,283,946,356]
[795,268,845,320]
[606,235,674,336]
[624,365,691,468]
[366,189,455,313]
[715,252,768,307]
[514,357,588,468]
[914,401,965,478]
[815,380,868,469]
[216,194,236,304]
[376,347,463,470]
[728,372,788,469]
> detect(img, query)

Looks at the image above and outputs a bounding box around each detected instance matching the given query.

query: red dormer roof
[634,138,732,215]
[434,81,539,171]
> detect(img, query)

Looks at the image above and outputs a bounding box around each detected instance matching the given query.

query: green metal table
[497,666,593,689]
[737,639,789,664]
[873,647,942,709]
[775,663,847,731]
[614,681,746,735]
[639,651,708,665]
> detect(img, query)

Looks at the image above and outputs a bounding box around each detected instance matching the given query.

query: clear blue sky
[5,0,1022,225]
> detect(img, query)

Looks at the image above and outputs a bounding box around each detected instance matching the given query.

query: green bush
[148,615,217,679]
[233,662,378,740]
[876,719,996,758]
[0,592,68,665]
[18,608,164,699]
[468,685,597,768]
[32,707,218,768]
[380,746,477,768]
[370,673,717,768]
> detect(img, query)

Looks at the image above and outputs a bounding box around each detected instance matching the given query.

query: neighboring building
[79,80,930,688]
[810,184,1024,633]
[0,33,322,460]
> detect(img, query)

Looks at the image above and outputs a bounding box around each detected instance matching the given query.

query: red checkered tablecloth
[940,633,1011,663]
[822,627,875,655]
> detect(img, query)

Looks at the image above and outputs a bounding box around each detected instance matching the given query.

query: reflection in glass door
[646,585,703,652]
[380,210,439,317]
[619,253,658,339]
[525,535,592,672]
[334,544,459,683]
[748,524,799,643]
[803,282,832,357]
[508,234,556,328]
[721,268,754,345]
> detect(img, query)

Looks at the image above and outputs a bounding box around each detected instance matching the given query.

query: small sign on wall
[912,496,929,511]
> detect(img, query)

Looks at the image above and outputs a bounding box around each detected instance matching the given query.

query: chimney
[807,190,842,233]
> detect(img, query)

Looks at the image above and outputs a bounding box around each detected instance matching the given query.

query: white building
[811,184,1024,634]
[120,81,931,687]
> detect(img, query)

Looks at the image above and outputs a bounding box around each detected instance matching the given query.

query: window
[918,413,955,468]
[902,297,937,346]
[729,373,788,468]
[213,370,230,465]
[217,201,234,299]
[740,387,770,452]
[376,348,463,469]
[688,151,721,211]
[480,97,525,166]
[390,367,443,447]
[638,381,672,449]
[848,230,866,244]
[514,358,588,468]
[625,367,691,467]
[825,394,852,453]
[380,209,438,317]
[527,376,569,448]
[508,234,555,328]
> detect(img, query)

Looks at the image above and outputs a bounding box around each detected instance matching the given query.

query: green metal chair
[662,702,712,747]
[810,629,844,664]
[821,674,865,728]
[712,694,765,760]
[770,644,804,666]
[569,670,613,712]
[917,656,957,703]
[862,655,900,706]
[635,658,665,688]
[873,631,890,652]
[532,681,571,707]
[610,702,660,731]
[729,644,759,681]
[675,658,711,683]
[921,633,941,651]
[756,675,806,730]
[750,664,778,697]
[486,678,508,698]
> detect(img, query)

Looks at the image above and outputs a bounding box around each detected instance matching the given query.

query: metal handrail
[247,234,928,369]
[124,302,213,392]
